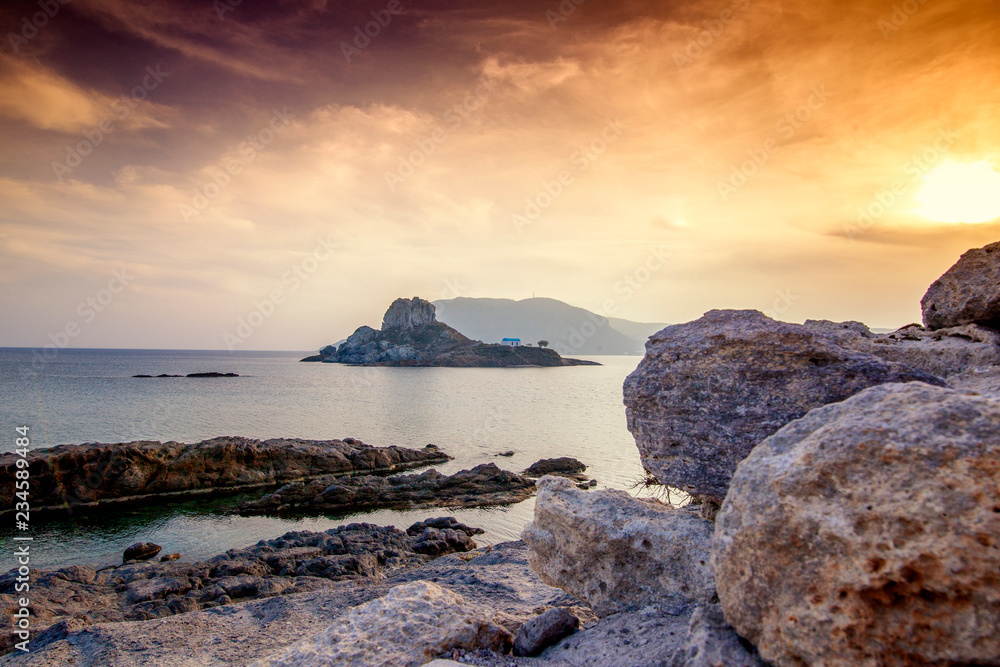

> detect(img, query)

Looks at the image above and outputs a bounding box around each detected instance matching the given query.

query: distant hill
[433,297,668,355]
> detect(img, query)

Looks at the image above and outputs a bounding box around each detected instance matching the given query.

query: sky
[0,0,998,351]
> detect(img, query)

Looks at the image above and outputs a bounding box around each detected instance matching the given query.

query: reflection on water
[0,349,647,569]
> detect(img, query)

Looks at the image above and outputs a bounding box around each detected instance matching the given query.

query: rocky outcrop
[239,463,537,515]
[667,604,766,667]
[0,541,593,667]
[623,310,944,501]
[922,240,1000,330]
[303,296,600,367]
[713,382,1000,667]
[253,580,513,666]
[804,319,1000,380]
[0,520,482,656]
[383,296,438,330]
[0,437,449,513]
[522,457,588,481]
[522,476,716,617]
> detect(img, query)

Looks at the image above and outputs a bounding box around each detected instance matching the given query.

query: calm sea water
[0,348,651,569]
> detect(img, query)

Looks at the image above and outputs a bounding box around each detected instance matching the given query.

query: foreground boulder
[0,520,481,655]
[713,382,1000,666]
[624,310,943,501]
[522,476,715,617]
[922,240,1000,330]
[240,463,536,515]
[0,437,449,512]
[252,580,513,666]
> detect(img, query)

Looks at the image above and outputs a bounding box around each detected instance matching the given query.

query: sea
[0,348,657,570]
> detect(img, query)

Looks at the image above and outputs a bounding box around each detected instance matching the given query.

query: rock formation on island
[622,309,942,502]
[0,437,449,513]
[301,296,600,367]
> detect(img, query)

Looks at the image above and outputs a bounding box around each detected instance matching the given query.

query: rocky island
[301,297,600,367]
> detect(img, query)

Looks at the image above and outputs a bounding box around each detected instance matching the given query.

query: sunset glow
[915,161,1000,224]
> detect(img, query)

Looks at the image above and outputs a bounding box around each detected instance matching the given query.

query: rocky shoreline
[3,241,999,666]
[0,437,450,513]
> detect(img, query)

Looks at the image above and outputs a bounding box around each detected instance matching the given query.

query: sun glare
[914,160,1000,224]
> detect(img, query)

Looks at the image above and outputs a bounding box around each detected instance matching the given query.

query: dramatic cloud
[0,0,998,349]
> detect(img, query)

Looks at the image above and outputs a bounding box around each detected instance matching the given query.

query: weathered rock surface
[667,604,766,667]
[0,540,582,667]
[253,580,513,666]
[514,607,579,657]
[0,520,481,656]
[522,457,588,481]
[804,319,1000,380]
[240,462,537,515]
[0,437,449,512]
[713,382,1000,667]
[522,476,716,617]
[624,309,943,500]
[922,240,1000,330]
[303,296,599,367]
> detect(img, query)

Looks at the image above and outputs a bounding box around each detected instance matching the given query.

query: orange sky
[0,0,998,350]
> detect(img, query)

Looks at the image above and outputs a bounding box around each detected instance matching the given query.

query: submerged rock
[123,542,161,562]
[522,456,588,481]
[522,476,715,617]
[0,436,450,513]
[713,382,1000,667]
[624,309,943,501]
[922,240,1000,330]
[252,580,513,667]
[240,463,537,515]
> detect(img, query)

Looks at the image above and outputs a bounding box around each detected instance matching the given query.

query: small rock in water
[514,607,580,656]
[523,457,588,480]
[495,450,515,457]
[123,542,162,561]
[159,553,181,562]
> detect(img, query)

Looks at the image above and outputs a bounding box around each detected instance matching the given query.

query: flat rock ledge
[0,519,483,657]
[0,437,449,512]
[239,462,537,515]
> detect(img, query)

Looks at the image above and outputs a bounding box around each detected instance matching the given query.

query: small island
[301,297,600,367]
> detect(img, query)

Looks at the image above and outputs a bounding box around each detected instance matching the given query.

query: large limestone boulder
[382,296,437,330]
[922,240,1000,330]
[713,382,1000,667]
[522,476,715,617]
[252,580,512,667]
[623,310,943,501]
